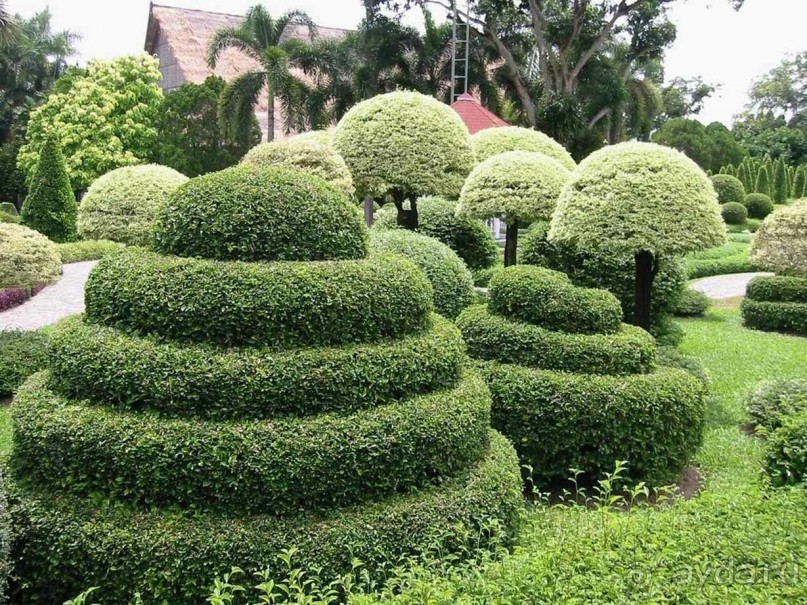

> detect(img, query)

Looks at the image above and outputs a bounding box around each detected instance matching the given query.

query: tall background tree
[208,5,317,142]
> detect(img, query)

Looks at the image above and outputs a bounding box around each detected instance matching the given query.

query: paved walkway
[690,272,774,300]
[0,261,97,331]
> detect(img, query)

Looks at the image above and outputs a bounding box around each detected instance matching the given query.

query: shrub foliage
[0,223,62,289]
[711,174,745,204]
[750,199,807,276]
[745,193,774,219]
[470,126,576,170]
[742,275,807,336]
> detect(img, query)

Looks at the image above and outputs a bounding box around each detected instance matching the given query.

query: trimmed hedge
[13,371,490,515]
[721,202,748,225]
[747,378,807,431]
[488,265,622,335]
[746,275,807,304]
[152,165,367,262]
[9,431,523,605]
[687,253,754,279]
[0,223,62,290]
[711,174,746,205]
[764,411,807,487]
[84,248,432,348]
[750,199,807,277]
[673,288,711,317]
[470,126,576,170]
[77,165,188,246]
[370,230,473,319]
[55,240,123,264]
[374,197,499,270]
[741,299,807,336]
[654,346,709,387]
[478,361,706,485]
[0,331,49,397]
[456,305,655,376]
[47,314,464,420]
[746,193,774,219]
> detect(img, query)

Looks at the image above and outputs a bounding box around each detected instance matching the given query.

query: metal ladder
[450,0,470,102]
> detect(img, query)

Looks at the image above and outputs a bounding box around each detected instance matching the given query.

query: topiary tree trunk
[504,220,519,267]
[634,250,659,332]
[391,189,419,230]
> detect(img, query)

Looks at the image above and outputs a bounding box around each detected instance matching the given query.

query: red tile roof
[450,93,508,134]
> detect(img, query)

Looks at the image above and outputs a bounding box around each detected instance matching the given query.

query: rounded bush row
[84,248,432,348]
[746,275,807,304]
[470,126,576,170]
[711,174,746,205]
[370,230,473,319]
[241,139,355,198]
[77,164,188,246]
[47,314,464,420]
[747,378,807,431]
[746,193,774,219]
[0,223,62,290]
[373,197,499,270]
[741,299,807,336]
[477,361,707,485]
[152,165,367,263]
[488,265,623,334]
[722,201,748,225]
[456,305,655,376]
[10,431,522,605]
[13,371,490,515]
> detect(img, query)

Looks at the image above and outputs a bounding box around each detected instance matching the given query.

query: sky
[6,0,807,126]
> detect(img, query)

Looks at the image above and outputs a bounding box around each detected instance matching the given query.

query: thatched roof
[144,3,350,138]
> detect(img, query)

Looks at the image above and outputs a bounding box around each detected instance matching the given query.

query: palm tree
[0,1,14,44]
[207,5,317,142]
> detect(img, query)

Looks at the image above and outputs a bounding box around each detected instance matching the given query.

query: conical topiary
[20,137,77,242]
[457,265,707,486]
[756,164,772,198]
[773,157,789,203]
[9,164,523,604]
[794,166,807,200]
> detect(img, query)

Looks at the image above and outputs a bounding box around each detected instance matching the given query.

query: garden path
[690,271,773,299]
[0,261,97,331]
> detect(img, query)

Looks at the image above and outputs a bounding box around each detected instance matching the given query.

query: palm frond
[218,70,266,144]
[207,26,261,68]
[243,5,276,50]
[276,10,318,43]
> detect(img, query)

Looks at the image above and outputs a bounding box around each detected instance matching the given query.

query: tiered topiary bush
[743,200,807,335]
[77,164,188,246]
[456,265,707,485]
[711,174,745,205]
[470,126,576,170]
[374,197,499,271]
[8,164,522,604]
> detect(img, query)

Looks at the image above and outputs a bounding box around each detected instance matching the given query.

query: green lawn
[355,307,807,604]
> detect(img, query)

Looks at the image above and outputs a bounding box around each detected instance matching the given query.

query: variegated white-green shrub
[333,91,474,228]
[0,223,62,289]
[242,139,355,198]
[550,142,725,331]
[292,129,335,147]
[751,199,807,277]
[470,126,576,170]
[458,151,570,266]
[77,164,188,246]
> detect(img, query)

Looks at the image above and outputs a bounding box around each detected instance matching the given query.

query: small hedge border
[55,240,123,264]
[746,276,807,304]
[9,431,523,605]
[741,299,807,336]
[84,248,433,349]
[477,361,707,485]
[47,314,464,420]
[12,372,490,515]
[456,305,655,376]
[488,266,622,335]
[687,253,755,279]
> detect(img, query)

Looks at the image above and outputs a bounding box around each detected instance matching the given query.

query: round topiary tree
[374,196,499,270]
[550,142,726,331]
[333,91,474,229]
[458,151,569,267]
[292,129,334,146]
[0,223,62,289]
[750,199,807,276]
[470,126,576,170]
[370,229,474,318]
[710,174,746,205]
[456,265,707,486]
[9,165,522,604]
[722,201,748,225]
[241,139,355,198]
[746,193,774,219]
[77,164,188,246]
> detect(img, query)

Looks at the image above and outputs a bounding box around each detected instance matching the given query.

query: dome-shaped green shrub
[0,202,17,216]
[750,199,807,276]
[550,142,725,330]
[77,164,188,246]
[673,288,711,317]
[711,174,746,205]
[241,139,355,198]
[153,165,367,262]
[722,201,748,225]
[292,129,334,146]
[0,223,62,289]
[370,229,474,318]
[374,196,499,270]
[333,91,474,228]
[470,126,576,170]
[745,193,774,219]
